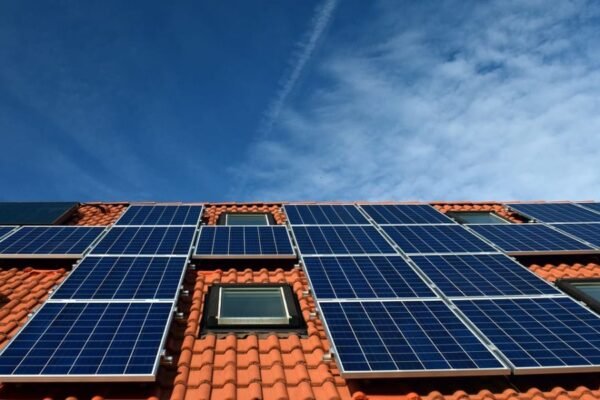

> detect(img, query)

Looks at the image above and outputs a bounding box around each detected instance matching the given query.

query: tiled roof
[67,203,127,226]
[0,202,599,400]
[202,204,286,225]
[433,203,526,223]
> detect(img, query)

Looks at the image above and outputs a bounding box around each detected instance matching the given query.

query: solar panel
[194,226,295,258]
[0,202,78,225]
[284,205,369,225]
[51,257,188,301]
[303,256,435,300]
[410,254,560,297]
[360,204,454,225]
[507,203,600,223]
[455,297,600,373]
[115,205,202,226]
[0,302,172,381]
[292,225,396,255]
[468,224,594,254]
[551,223,600,248]
[0,227,16,240]
[577,203,600,214]
[319,300,508,377]
[382,225,496,254]
[0,227,104,258]
[90,227,195,256]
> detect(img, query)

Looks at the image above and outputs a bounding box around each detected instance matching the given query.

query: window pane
[572,282,600,301]
[226,214,269,225]
[447,212,508,224]
[220,288,286,318]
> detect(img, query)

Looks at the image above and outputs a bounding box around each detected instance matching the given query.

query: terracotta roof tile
[529,262,600,282]
[203,204,287,225]
[433,203,526,223]
[67,203,127,226]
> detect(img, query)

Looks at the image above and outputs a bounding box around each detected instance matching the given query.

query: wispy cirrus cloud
[235,0,600,202]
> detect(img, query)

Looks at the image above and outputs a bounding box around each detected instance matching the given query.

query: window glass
[226,213,269,225]
[447,211,509,224]
[220,288,286,319]
[570,282,600,301]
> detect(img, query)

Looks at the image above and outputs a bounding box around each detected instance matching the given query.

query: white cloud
[235,0,600,202]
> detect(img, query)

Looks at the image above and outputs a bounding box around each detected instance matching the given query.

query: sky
[1,0,599,202]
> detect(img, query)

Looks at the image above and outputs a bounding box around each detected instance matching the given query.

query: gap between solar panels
[0,204,203,382]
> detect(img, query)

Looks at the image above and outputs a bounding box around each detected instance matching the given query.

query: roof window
[446,211,509,224]
[201,284,306,334]
[218,213,273,226]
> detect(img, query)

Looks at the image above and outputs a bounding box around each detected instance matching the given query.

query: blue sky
[1,1,599,202]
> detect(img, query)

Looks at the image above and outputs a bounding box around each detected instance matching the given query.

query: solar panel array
[285,204,369,225]
[287,203,600,378]
[0,226,16,240]
[577,202,600,214]
[0,204,202,382]
[0,226,104,258]
[508,203,600,223]
[468,224,594,254]
[194,226,295,258]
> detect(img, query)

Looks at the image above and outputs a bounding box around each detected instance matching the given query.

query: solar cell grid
[552,223,600,248]
[90,227,195,256]
[508,203,600,223]
[382,225,496,254]
[0,302,172,381]
[194,226,295,257]
[468,224,594,254]
[52,256,188,300]
[360,204,454,225]
[577,203,600,214]
[292,225,396,255]
[410,254,560,297]
[0,227,16,240]
[116,205,201,226]
[320,300,507,377]
[303,256,435,299]
[0,226,104,257]
[455,297,600,372]
[284,204,369,225]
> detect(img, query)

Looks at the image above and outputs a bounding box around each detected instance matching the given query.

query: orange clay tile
[529,263,600,282]
[203,204,286,225]
[433,203,525,223]
[67,203,127,226]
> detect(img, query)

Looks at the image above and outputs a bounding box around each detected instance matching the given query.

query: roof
[0,202,598,400]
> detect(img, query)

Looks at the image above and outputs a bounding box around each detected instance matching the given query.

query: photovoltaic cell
[360,204,454,225]
[52,256,188,301]
[507,203,600,223]
[0,227,104,257]
[303,256,435,300]
[382,225,496,254]
[194,226,295,257]
[284,205,369,225]
[410,254,560,297]
[577,203,600,214]
[552,223,600,248]
[455,297,600,372]
[320,300,507,377]
[468,224,594,254]
[292,226,396,255]
[0,302,172,381]
[90,227,195,256]
[116,205,201,226]
[0,227,16,240]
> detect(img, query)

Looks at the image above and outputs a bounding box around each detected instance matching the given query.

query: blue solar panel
[90,227,195,256]
[284,205,369,225]
[319,300,507,377]
[410,254,560,297]
[552,223,600,248]
[0,227,16,240]
[52,257,188,301]
[293,226,396,255]
[194,226,295,257]
[382,225,496,254]
[0,227,104,257]
[508,203,600,223]
[360,204,454,224]
[0,302,172,381]
[303,256,435,299]
[577,203,600,214]
[455,297,600,373]
[468,224,594,254]
[116,205,201,226]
